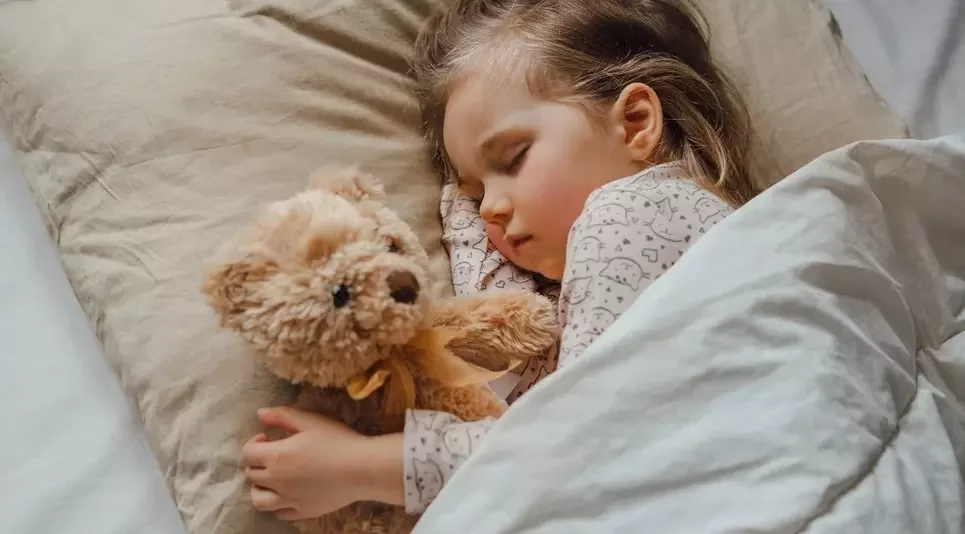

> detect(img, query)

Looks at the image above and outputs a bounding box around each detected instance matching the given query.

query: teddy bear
[202,167,558,534]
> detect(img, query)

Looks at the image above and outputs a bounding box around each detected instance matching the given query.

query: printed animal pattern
[558,164,731,365]
[403,165,730,513]
[437,181,564,402]
[403,410,496,513]
[439,181,538,296]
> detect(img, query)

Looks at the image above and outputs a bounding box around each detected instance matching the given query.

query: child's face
[443,75,644,280]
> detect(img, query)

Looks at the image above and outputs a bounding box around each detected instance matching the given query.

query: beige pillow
[0,1,904,533]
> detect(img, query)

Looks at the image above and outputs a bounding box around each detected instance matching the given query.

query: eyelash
[455,144,529,198]
[502,145,529,175]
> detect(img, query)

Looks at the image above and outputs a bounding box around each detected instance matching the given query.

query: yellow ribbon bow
[345,327,519,415]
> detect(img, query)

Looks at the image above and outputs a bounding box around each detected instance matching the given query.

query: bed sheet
[0,131,186,534]
[828,0,965,138]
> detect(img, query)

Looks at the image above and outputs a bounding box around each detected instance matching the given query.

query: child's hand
[242,406,404,521]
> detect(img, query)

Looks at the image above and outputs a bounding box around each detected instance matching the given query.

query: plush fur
[202,167,558,534]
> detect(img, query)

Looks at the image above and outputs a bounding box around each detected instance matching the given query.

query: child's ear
[307,166,386,203]
[610,83,663,163]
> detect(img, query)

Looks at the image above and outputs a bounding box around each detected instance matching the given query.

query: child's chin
[528,259,563,282]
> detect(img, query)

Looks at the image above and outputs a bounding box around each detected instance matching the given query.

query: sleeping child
[240,0,760,520]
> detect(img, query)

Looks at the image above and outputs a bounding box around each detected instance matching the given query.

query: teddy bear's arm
[429,290,558,372]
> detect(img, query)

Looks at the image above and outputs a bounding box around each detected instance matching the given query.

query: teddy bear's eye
[332,285,351,308]
[387,241,401,254]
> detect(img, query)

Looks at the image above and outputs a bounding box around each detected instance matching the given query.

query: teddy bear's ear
[201,254,277,326]
[307,166,386,203]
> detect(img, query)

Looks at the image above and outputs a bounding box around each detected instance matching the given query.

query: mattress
[828,0,965,138]
[0,131,187,534]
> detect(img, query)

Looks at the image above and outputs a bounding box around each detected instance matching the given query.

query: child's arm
[241,408,498,519]
[403,184,549,514]
[558,172,732,366]
[403,409,496,514]
[242,407,404,521]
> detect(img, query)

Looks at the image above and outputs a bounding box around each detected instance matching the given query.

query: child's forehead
[443,72,553,141]
[442,75,530,141]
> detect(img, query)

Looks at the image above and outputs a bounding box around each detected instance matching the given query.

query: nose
[479,185,512,225]
[386,270,420,304]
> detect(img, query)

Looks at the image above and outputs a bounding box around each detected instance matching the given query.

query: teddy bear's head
[203,168,432,388]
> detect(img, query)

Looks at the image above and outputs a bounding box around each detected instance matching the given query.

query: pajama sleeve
[557,168,732,367]
[401,183,537,514]
[402,410,497,514]
[441,181,537,296]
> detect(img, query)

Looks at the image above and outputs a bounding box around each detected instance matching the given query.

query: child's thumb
[257,406,305,433]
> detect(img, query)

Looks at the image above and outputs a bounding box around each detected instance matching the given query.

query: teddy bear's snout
[386,270,420,304]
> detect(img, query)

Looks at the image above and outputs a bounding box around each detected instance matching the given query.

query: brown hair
[412,0,758,206]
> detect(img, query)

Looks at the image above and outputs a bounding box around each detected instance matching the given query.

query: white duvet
[415,135,965,533]
[0,134,186,534]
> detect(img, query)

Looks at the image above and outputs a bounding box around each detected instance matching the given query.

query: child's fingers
[245,467,273,488]
[242,438,275,469]
[250,486,286,512]
[257,406,307,434]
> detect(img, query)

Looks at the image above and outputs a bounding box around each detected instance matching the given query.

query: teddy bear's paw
[435,290,559,370]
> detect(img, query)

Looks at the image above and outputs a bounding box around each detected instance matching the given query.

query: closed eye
[502,145,529,175]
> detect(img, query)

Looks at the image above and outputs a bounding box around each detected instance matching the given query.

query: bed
[827,0,964,139]
[0,1,960,533]
[0,132,187,534]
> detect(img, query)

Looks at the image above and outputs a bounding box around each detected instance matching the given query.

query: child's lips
[506,234,533,252]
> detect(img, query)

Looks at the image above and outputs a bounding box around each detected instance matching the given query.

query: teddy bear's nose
[387,270,420,304]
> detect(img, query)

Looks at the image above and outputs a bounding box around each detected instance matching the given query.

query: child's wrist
[352,433,405,506]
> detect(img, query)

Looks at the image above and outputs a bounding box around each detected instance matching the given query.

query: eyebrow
[454,135,512,184]
[453,122,529,183]
[479,127,528,157]
[479,133,510,155]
